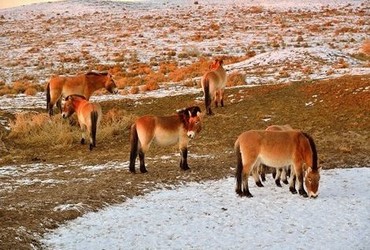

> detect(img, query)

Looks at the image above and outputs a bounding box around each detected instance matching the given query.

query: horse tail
[203,77,212,114]
[46,82,51,112]
[90,110,98,148]
[302,132,318,170]
[235,139,243,193]
[129,123,139,173]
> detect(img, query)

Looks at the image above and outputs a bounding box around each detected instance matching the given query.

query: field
[0,0,369,249]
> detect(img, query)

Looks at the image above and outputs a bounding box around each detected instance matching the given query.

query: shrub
[227,72,245,86]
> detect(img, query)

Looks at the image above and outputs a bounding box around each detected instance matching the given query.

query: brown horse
[47,71,118,116]
[235,130,320,198]
[62,95,102,151]
[201,59,227,115]
[129,106,203,173]
[260,124,294,186]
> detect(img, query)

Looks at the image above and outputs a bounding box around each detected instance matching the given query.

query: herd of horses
[45,60,321,199]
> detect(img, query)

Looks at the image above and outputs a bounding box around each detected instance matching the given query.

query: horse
[235,130,320,198]
[47,71,118,116]
[129,106,203,174]
[61,95,102,151]
[201,59,227,115]
[261,124,294,187]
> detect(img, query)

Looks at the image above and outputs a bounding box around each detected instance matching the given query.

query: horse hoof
[129,168,136,174]
[283,180,289,185]
[256,181,264,187]
[140,168,148,174]
[299,190,308,197]
[80,138,85,145]
[290,187,297,194]
[89,144,93,151]
[246,193,253,198]
[275,180,282,187]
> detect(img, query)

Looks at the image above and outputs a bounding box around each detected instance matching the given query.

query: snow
[42,168,370,249]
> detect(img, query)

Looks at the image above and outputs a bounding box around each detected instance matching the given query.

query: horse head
[209,58,224,70]
[305,167,321,198]
[105,73,119,94]
[62,95,85,118]
[178,106,203,139]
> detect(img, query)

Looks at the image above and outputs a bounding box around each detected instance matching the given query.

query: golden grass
[227,72,245,86]
[7,109,135,148]
[8,113,76,148]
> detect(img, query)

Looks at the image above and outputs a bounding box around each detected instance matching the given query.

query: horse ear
[188,110,192,118]
[65,95,71,101]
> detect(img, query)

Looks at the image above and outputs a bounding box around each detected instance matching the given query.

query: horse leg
[281,166,289,185]
[179,147,189,171]
[56,98,62,114]
[252,165,263,187]
[138,149,147,173]
[214,92,219,108]
[289,167,297,194]
[80,125,86,145]
[242,170,253,197]
[296,166,308,197]
[275,168,282,187]
[259,164,266,182]
[220,89,225,107]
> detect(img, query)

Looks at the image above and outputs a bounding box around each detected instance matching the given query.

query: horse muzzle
[62,113,68,119]
[187,131,196,139]
[308,191,319,199]
[112,88,119,94]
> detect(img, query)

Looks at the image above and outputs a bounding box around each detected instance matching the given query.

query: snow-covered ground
[41,167,370,249]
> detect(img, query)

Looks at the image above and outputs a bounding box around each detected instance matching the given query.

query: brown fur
[62,95,102,150]
[47,72,117,116]
[259,124,294,186]
[201,59,227,115]
[235,130,320,198]
[129,106,202,173]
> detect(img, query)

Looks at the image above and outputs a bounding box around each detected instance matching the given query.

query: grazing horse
[47,71,118,116]
[235,130,320,198]
[201,59,227,115]
[62,95,102,151]
[129,106,203,173]
[261,124,294,187]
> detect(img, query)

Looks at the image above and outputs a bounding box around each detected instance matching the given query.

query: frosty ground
[42,168,370,249]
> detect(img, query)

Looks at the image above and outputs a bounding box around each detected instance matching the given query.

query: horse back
[202,67,227,91]
[76,101,101,127]
[238,130,311,168]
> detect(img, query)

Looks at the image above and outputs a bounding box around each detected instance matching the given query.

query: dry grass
[8,109,135,148]
[8,113,75,147]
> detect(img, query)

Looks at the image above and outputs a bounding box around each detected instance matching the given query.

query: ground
[0,74,369,249]
[0,0,369,248]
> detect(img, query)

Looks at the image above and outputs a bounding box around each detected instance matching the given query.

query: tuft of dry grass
[7,109,135,148]
[227,72,246,86]
[99,108,135,139]
[8,113,76,147]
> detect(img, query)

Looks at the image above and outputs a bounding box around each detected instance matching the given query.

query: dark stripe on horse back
[65,94,87,100]
[86,71,108,76]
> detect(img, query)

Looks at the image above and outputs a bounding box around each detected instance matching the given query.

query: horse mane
[85,71,108,76]
[177,106,201,128]
[301,132,318,171]
[65,94,87,101]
